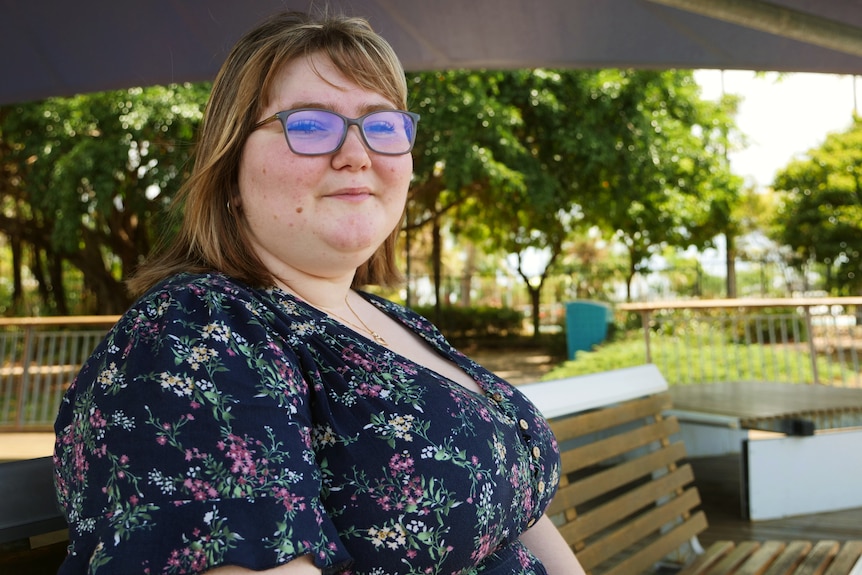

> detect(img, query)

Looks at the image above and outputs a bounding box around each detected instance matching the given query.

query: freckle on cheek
[296,207,303,213]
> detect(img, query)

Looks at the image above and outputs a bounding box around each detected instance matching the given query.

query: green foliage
[0,83,208,313]
[772,116,862,295]
[544,337,649,377]
[411,305,523,339]
[407,68,741,331]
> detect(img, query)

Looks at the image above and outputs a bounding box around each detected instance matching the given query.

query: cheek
[386,157,413,190]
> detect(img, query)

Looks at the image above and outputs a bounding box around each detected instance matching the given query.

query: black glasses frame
[252,108,420,156]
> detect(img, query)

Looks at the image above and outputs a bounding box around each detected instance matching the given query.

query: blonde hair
[127,11,408,296]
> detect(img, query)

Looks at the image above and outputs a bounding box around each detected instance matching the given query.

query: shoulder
[124,272,276,328]
[94,273,292,365]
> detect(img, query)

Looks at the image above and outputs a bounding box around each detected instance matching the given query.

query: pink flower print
[72,442,89,481]
[371,484,397,511]
[475,405,492,422]
[272,487,307,513]
[401,477,425,510]
[88,408,107,429]
[356,381,384,397]
[341,345,378,371]
[395,361,418,375]
[389,451,415,476]
[219,434,257,476]
[470,533,496,562]
[183,477,218,501]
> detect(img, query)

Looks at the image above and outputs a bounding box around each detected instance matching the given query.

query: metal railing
[618,298,862,387]
[2,300,862,430]
[0,316,118,431]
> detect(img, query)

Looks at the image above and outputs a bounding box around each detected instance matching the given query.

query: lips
[328,188,373,199]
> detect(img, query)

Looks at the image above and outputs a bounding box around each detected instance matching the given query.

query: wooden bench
[519,364,862,575]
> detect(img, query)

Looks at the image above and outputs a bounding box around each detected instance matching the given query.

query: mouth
[328,188,373,200]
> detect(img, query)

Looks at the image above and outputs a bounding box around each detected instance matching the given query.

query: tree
[772,116,862,295]
[408,68,741,331]
[408,71,529,320]
[580,70,741,301]
[0,84,207,313]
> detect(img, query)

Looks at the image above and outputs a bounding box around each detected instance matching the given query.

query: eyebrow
[282,101,400,115]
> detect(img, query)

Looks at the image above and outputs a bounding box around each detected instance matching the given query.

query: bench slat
[710,541,763,575]
[557,464,697,543]
[794,540,839,575]
[550,392,672,440]
[547,442,687,514]
[557,416,680,473]
[574,488,704,568]
[824,542,862,575]
[761,541,816,575]
[680,541,739,575]
[735,541,788,575]
[601,511,708,575]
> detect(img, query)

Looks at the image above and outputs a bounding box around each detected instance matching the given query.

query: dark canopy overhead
[3,0,862,105]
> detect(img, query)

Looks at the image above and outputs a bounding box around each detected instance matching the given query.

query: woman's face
[238,53,412,285]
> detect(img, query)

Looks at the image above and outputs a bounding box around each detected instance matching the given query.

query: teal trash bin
[565,301,611,360]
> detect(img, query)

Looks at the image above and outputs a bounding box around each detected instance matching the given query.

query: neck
[272,273,354,310]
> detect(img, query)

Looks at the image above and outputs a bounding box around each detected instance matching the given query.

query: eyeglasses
[253,108,420,156]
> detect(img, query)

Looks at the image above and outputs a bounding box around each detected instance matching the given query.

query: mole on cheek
[296,207,303,213]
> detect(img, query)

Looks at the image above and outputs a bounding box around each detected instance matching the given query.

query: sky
[693,70,859,190]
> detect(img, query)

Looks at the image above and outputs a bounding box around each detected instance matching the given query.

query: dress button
[491,392,503,403]
[532,446,541,458]
[519,419,529,430]
[537,481,546,494]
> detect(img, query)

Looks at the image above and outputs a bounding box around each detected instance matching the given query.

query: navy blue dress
[54,273,561,574]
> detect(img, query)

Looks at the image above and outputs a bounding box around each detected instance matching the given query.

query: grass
[543,331,861,386]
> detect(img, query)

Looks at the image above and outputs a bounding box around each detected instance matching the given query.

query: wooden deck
[690,454,862,548]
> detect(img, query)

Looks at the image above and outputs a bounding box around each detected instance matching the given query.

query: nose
[332,124,372,167]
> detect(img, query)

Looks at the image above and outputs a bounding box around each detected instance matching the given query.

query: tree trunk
[529,283,541,338]
[460,243,475,307]
[49,255,69,315]
[431,212,443,325]
[725,232,737,298]
[10,234,23,311]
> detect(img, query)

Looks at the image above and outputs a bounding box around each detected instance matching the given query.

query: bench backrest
[521,364,707,575]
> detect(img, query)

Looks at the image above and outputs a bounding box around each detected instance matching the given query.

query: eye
[363,117,399,138]
[286,119,329,136]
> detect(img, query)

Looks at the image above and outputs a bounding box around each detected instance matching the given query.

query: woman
[53,11,585,575]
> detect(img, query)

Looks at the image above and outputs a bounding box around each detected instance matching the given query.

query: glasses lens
[283,110,345,155]
[361,111,416,155]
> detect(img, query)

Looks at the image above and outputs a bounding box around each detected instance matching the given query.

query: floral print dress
[53,273,561,575]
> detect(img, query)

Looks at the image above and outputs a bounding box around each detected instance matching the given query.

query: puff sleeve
[54,274,352,574]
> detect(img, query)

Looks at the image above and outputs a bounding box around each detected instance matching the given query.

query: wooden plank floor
[689,455,862,548]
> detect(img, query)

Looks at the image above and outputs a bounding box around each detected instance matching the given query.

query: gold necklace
[323,295,389,347]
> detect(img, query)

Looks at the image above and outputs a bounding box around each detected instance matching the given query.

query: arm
[519,514,586,575]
